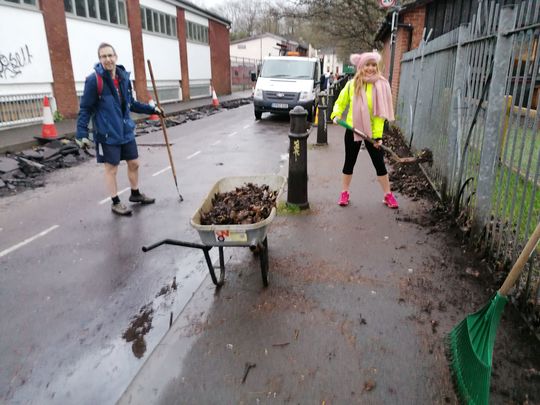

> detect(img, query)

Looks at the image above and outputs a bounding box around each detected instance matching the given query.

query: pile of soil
[200,183,278,225]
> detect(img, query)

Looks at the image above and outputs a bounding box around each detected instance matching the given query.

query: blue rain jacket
[77,63,155,145]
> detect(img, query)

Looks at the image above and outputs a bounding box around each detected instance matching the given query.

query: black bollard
[326,85,334,123]
[316,93,328,145]
[287,106,310,209]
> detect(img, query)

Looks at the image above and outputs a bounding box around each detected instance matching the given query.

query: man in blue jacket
[77,43,162,216]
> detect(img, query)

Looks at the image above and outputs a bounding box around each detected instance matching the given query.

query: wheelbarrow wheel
[259,237,269,287]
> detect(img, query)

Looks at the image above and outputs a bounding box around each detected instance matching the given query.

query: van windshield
[260,59,314,79]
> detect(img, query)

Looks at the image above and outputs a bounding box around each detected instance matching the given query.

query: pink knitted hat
[350,52,382,69]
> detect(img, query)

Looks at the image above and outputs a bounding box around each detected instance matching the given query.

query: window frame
[186,20,209,45]
[64,0,127,27]
[0,0,39,9]
[140,5,177,39]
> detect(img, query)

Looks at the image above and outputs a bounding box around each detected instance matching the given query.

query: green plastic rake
[446,221,540,404]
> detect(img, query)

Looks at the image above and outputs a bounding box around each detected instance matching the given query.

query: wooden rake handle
[146,60,177,181]
[335,119,403,162]
[499,221,540,296]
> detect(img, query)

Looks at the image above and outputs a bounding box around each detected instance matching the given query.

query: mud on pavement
[385,125,540,404]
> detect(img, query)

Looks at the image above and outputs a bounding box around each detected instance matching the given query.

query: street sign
[379,0,396,8]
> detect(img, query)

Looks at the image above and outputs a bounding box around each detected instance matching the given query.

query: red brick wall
[209,20,231,96]
[404,8,426,50]
[126,0,148,102]
[382,6,427,107]
[177,9,190,100]
[40,0,78,118]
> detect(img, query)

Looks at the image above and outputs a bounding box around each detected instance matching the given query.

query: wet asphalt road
[0,104,290,404]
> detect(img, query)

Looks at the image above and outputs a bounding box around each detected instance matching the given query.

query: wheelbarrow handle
[142,238,209,252]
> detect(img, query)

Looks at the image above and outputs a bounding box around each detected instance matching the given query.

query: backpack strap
[95,72,103,99]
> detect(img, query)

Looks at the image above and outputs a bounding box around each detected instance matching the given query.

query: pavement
[0,90,254,154]
[3,95,536,403]
[117,122,462,404]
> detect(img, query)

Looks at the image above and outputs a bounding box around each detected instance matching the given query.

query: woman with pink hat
[330,51,398,209]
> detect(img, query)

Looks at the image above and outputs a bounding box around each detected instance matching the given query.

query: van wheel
[255,110,262,120]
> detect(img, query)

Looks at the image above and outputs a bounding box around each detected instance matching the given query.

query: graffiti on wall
[0,45,34,79]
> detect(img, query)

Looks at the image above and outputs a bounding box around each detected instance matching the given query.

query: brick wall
[126,0,148,103]
[404,8,426,50]
[209,20,231,96]
[383,6,427,107]
[40,0,78,118]
[177,8,189,100]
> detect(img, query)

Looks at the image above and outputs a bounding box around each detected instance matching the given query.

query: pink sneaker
[383,192,399,209]
[338,191,350,206]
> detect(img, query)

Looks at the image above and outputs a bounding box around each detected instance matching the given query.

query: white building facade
[0,0,231,128]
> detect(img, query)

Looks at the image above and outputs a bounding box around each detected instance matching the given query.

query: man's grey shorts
[96,140,138,165]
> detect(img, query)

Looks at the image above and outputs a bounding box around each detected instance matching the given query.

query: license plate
[271,103,288,109]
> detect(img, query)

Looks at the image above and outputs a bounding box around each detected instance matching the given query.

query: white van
[253,55,321,121]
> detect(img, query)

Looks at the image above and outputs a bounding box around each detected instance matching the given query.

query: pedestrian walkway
[118,123,461,404]
[0,90,253,154]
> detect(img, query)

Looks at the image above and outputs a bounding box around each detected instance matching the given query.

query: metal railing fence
[230,56,259,92]
[396,0,540,330]
[0,93,52,129]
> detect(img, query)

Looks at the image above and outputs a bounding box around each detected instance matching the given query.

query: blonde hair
[352,62,380,97]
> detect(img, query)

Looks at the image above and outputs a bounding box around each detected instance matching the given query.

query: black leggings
[342,129,387,176]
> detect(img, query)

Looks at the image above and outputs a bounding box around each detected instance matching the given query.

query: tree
[287,0,386,60]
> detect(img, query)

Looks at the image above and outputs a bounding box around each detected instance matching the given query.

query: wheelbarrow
[142,175,286,288]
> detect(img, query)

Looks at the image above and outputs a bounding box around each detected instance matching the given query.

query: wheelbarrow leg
[259,237,269,287]
[202,247,225,287]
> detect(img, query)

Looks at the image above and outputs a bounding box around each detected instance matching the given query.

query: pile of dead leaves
[384,125,439,202]
[200,183,278,225]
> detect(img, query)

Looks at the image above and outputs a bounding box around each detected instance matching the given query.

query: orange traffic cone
[211,86,219,108]
[147,96,160,121]
[41,96,57,139]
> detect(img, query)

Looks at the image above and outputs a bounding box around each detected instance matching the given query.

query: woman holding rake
[331,51,398,208]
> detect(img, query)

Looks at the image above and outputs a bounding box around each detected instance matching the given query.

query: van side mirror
[250,72,257,82]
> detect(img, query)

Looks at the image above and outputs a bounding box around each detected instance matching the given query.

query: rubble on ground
[1,98,253,198]
[135,98,252,134]
[0,139,93,197]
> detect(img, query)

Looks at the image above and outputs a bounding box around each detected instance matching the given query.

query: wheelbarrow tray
[190,175,286,247]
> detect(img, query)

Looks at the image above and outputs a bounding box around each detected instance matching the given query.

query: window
[98,0,107,21]
[118,0,125,25]
[186,21,209,44]
[140,9,146,30]
[88,0,97,18]
[146,8,153,31]
[64,0,73,13]
[1,0,38,6]
[153,11,159,33]
[140,6,177,38]
[64,0,127,26]
[108,0,117,24]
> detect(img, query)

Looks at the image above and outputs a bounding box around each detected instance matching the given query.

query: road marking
[243,125,250,129]
[211,140,221,146]
[98,187,130,205]
[0,225,59,258]
[227,131,238,137]
[152,166,171,177]
[186,151,201,160]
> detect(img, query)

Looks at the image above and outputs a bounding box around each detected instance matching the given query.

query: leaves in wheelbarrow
[200,183,278,225]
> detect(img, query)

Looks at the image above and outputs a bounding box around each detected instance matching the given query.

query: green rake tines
[446,292,508,405]
[445,221,540,405]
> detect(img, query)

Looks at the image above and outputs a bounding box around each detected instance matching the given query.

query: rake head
[445,292,508,405]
